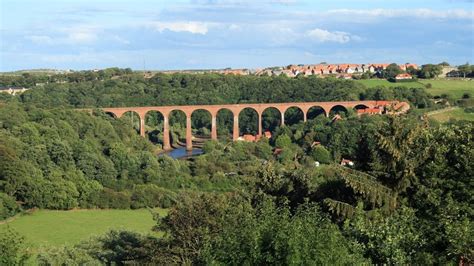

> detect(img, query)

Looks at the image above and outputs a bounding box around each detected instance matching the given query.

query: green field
[428,107,474,122]
[0,209,167,250]
[355,79,424,88]
[355,79,473,99]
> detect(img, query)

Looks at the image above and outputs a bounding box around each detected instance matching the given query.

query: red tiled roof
[273,148,283,155]
[395,73,412,79]
[264,131,272,138]
[243,134,256,142]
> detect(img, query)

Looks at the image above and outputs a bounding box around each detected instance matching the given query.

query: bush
[91,188,131,209]
[425,83,432,89]
[83,230,158,264]
[37,246,99,265]
[311,145,332,164]
[457,98,474,107]
[464,107,474,113]
[275,134,292,149]
[131,185,177,209]
[462,93,471,99]
[0,228,29,265]
[0,193,20,220]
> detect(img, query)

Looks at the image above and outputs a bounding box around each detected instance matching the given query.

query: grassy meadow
[355,79,473,99]
[428,107,474,122]
[0,209,167,250]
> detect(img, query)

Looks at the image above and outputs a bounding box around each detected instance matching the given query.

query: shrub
[0,228,29,265]
[91,188,131,209]
[0,192,20,220]
[464,107,474,113]
[131,185,177,209]
[311,145,332,164]
[37,246,99,265]
[275,134,292,149]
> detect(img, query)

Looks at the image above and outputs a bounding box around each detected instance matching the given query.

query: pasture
[355,79,473,99]
[0,208,166,249]
[428,107,474,122]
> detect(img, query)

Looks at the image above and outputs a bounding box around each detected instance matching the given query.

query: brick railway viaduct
[94,100,406,151]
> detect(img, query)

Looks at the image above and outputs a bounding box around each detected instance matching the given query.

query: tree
[370,116,431,192]
[406,66,419,77]
[311,145,331,164]
[419,64,442,79]
[458,63,471,78]
[275,134,291,149]
[0,192,20,219]
[0,228,29,265]
[83,230,158,264]
[382,63,403,80]
[344,205,423,264]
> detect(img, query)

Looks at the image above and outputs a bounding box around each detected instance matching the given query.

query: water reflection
[160,147,203,159]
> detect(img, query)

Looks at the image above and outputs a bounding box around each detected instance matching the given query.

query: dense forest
[1,71,472,265]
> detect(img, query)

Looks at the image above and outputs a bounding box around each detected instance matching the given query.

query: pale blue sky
[1,0,473,71]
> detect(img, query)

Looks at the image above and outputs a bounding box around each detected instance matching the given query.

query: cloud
[327,8,473,20]
[24,25,130,46]
[306,28,358,43]
[66,32,97,43]
[228,24,241,31]
[26,35,55,45]
[151,21,210,34]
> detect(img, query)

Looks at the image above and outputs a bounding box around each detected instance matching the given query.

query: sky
[0,0,473,71]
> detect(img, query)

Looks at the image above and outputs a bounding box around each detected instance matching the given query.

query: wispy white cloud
[228,24,241,31]
[26,35,55,45]
[150,21,210,34]
[25,25,130,46]
[66,31,97,44]
[327,8,473,20]
[306,28,360,43]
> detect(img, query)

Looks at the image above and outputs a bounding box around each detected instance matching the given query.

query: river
[160,147,204,159]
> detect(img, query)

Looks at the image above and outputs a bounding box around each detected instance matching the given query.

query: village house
[395,73,413,80]
[264,131,272,139]
[260,63,418,78]
[399,63,419,71]
[340,159,354,167]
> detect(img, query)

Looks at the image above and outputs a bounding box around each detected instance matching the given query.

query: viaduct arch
[91,100,405,151]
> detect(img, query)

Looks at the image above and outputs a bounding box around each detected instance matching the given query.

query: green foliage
[382,63,403,79]
[458,63,474,78]
[419,64,443,78]
[369,116,431,192]
[1,71,472,264]
[275,134,291,148]
[130,184,176,209]
[155,193,367,265]
[344,205,422,264]
[310,145,331,164]
[0,192,20,220]
[0,227,29,265]
[82,230,159,264]
[155,192,232,264]
[37,246,99,266]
